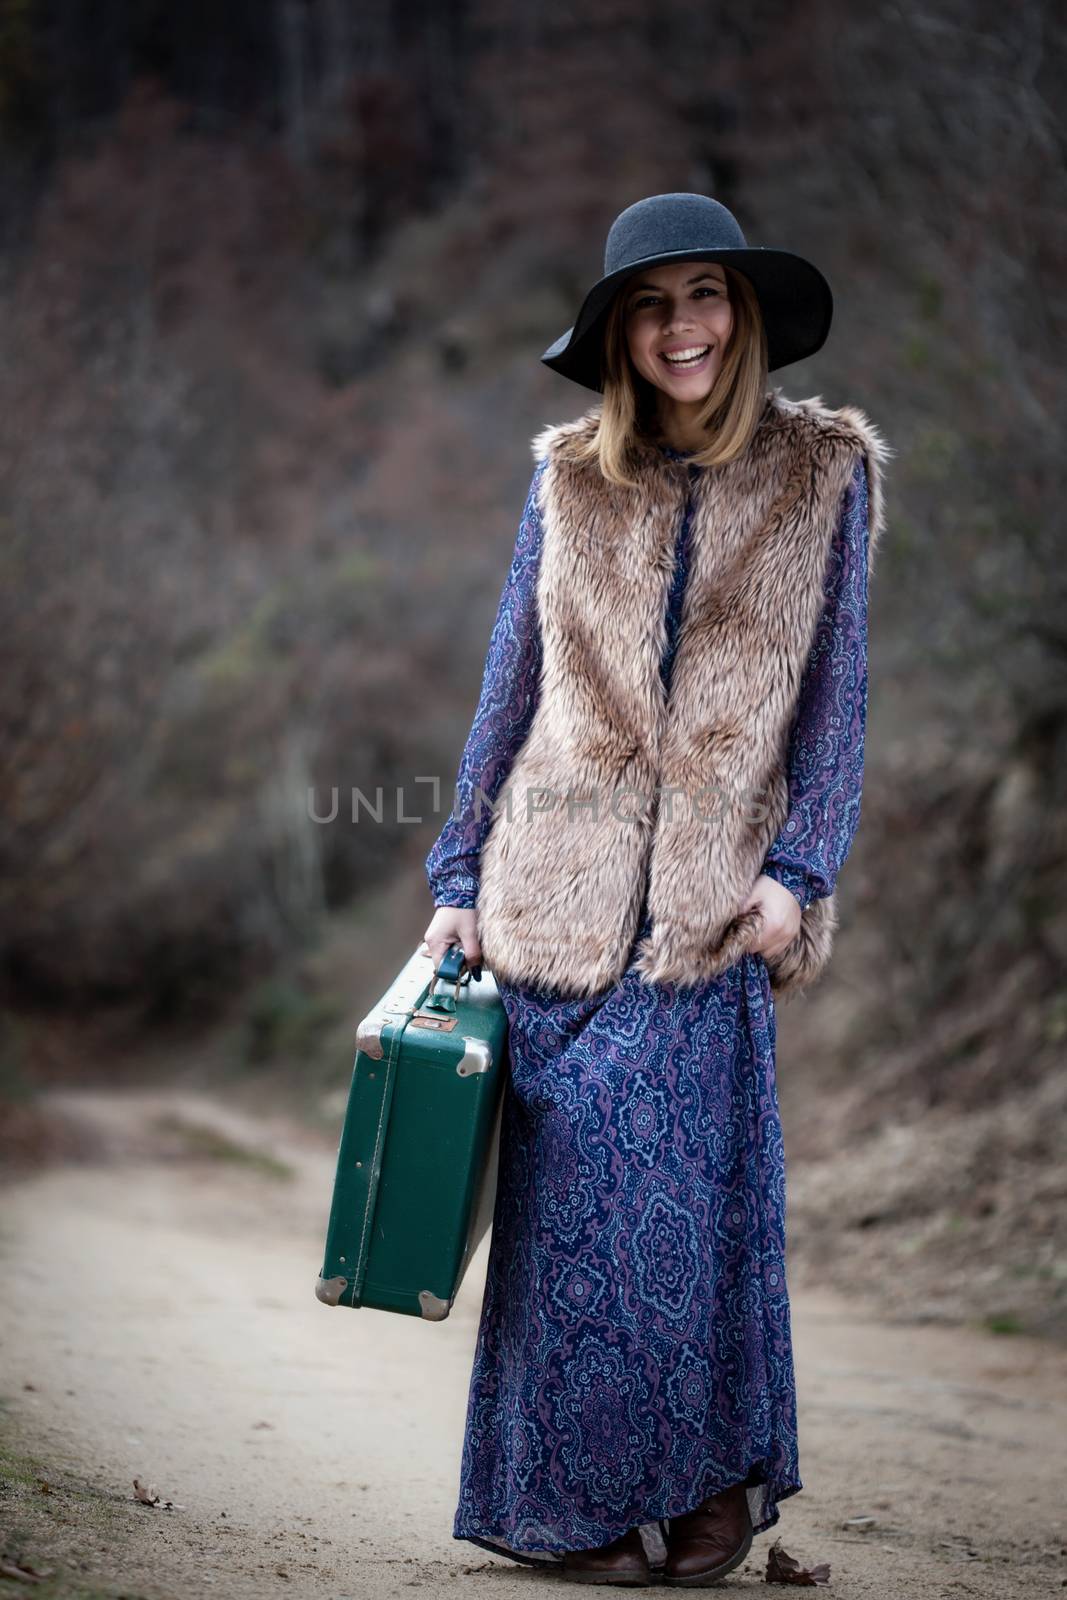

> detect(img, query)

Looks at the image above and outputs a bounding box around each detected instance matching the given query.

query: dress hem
[453,1471,803,1566]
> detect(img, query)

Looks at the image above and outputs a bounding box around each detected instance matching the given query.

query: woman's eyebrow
[629,272,725,294]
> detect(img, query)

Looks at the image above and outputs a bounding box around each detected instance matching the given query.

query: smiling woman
[585,257,769,482]
[627,264,734,389]
[423,192,891,1586]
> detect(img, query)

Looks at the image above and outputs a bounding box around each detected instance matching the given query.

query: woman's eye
[632,287,722,310]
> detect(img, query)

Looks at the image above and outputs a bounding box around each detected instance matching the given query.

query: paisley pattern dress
[424,442,871,1567]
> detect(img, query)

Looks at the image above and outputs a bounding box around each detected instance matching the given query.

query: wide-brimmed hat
[541,192,833,392]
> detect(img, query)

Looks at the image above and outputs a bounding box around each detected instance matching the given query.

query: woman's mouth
[659,344,712,374]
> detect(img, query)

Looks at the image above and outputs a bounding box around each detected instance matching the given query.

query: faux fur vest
[476,389,890,1001]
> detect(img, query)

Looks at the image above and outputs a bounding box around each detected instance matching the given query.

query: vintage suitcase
[315,942,508,1320]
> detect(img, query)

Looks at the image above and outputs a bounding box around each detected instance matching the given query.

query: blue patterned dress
[425,441,871,1567]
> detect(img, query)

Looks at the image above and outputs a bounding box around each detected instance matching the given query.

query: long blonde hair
[567,265,770,487]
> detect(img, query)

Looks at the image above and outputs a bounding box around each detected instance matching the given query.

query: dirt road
[0,1089,1063,1599]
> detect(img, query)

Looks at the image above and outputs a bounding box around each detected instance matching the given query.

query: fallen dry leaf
[765,1537,831,1585]
[0,1555,51,1582]
[132,1477,185,1511]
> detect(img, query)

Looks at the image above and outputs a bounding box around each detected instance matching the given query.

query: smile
[659,345,711,371]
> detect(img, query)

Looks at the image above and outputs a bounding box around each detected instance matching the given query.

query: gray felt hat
[541,192,834,392]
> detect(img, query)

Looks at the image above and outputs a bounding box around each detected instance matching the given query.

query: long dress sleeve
[424,461,546,909]
[760,457,871,911]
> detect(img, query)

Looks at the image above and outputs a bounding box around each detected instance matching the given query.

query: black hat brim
[540,246,833,391]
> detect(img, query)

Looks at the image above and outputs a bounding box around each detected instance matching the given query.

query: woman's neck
[650,399,709,454]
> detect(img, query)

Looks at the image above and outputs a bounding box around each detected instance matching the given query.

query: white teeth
[662,345,710,366]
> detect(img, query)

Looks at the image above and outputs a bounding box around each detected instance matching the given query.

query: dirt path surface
[0,1089,1064,1599]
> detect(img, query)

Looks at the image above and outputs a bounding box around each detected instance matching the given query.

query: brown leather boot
[561,1525,652,1585]
[662,1482,753,1586]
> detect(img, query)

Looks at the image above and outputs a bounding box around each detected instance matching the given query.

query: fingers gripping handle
[423,941,482,1015]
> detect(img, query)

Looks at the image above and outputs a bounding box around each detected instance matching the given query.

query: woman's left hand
[740,874,802,959]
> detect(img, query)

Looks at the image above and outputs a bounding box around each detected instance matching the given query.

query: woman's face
[622,260,733,400]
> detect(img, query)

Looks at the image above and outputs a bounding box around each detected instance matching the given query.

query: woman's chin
[640,354,720,400]
[650,373,717,402]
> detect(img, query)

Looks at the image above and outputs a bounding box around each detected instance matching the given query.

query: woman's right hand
[422,905,482,978]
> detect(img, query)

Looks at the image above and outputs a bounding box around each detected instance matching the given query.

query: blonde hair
[568,265,770,487]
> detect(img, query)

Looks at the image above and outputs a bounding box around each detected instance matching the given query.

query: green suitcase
[315,942,508,1320]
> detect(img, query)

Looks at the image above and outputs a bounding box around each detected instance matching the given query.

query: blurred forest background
[0,0,1064,1338]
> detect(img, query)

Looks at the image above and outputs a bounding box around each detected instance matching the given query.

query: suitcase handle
[424,941,478,1015]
